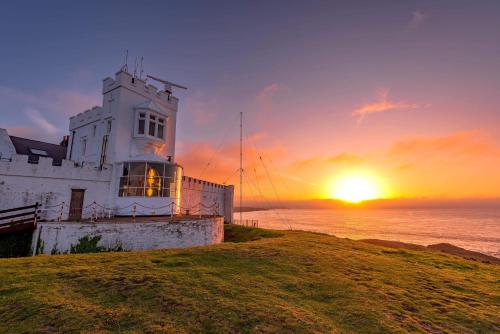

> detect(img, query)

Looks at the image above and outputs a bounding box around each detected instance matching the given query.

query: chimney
[60,135,69,147]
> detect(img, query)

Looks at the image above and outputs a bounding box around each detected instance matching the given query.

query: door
[69,189,85,221]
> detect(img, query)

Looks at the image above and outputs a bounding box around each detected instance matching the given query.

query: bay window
[135,110,166,140]
[119,161,182,198]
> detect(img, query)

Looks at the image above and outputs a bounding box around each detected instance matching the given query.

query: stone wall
[0,156,234,223]
[0,154,112,221]
[181,176,234,223]
[31,217,224,255]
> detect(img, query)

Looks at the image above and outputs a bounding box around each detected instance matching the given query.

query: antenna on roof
[133,57,138,78]
[139,56,144,80]
[120,50,129,72]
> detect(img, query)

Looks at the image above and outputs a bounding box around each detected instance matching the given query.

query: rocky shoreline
[361,239,500,264]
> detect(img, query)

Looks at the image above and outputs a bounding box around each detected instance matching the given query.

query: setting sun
[330,174,382,203]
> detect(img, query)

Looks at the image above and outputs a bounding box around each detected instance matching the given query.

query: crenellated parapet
[69,106,103,130]
[181,175,234,223]
[182,176,228,191]
[0,154,112,181]
[102,70,178,110]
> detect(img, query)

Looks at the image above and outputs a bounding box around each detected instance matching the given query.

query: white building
[0,69,234,223]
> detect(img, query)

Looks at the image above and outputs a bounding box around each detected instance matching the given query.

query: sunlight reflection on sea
[237,208,500,257]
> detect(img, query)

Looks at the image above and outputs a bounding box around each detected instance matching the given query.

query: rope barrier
[38,199,223,222]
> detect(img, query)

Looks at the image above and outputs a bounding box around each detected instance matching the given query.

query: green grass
[0,225,498,333]
[224,224,283,242]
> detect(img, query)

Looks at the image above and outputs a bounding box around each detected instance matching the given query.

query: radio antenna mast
[133,57,138,78]
[239,111,243,223]
[121,50,129,72]
[139,56,144,80]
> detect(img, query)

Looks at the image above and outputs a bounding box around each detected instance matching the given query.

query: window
[106,120,112,134]
[158,118,164,139]
[119,162,182,198]
[93,124,97,137]
[149,115,156,136]
[135,111,166,140]
[138,113,146,134]
[29,148,48,156]
[81,138,87,156]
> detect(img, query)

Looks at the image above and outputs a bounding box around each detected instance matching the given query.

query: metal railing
[233,219,259,228]
[0,203,39,235]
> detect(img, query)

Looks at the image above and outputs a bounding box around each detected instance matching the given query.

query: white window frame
[134,109,167,141]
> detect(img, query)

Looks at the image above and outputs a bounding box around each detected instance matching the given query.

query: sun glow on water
[329,173,383,203]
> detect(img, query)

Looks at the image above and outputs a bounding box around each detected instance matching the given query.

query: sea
[235,208,500,257]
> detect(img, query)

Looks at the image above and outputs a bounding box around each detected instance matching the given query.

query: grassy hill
[0,225,498,333]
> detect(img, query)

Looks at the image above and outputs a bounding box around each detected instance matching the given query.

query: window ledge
[133,134,166,142]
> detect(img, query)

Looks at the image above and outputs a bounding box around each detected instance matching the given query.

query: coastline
[360,239,500,264]
[236,207,500,258]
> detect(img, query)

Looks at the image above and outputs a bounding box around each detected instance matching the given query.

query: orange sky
[177,128,500,202]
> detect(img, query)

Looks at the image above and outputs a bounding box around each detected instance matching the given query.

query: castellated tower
[67,70,182,215]
[0,67,233,223]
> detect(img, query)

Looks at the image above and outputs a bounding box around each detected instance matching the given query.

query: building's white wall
[0,128,16,160]
[181,176,234,223]
[68,106,107,164]
[31,217,224,255]
[66,70,182,212]
[224,185,235,224]
[100,70,178,165]
[0,155,112,221]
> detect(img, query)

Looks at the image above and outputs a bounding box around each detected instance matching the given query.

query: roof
[9,136,67,165]
[134,100,164,113]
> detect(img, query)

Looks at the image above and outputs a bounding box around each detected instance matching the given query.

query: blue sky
[1,1,500,198]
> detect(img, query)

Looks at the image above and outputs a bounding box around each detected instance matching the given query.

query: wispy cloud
[255,83,283,119]
[353,89,422,122]
[409,10,427,29]
[0,85,99,142]
[388,130,500,159]
[24,108,59,135]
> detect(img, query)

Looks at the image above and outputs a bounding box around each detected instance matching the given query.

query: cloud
[256,83,280,104]
[0,85,99,142]
[177,131,286,184]
[24,108,59,135]
[184,91,218,126]
[388,130,499,159]
[353,89,422,122]
[327,153,364,165]
[255,83,284,119]
[291,153,364,172]
[6,127,45,141]
[282,130,500,200]
[0,86,99,117]
[409,10,427,29]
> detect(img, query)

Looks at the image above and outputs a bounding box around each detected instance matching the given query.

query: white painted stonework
[0,155,111,221]
[0,67,234,227]
[31,217,224,255]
